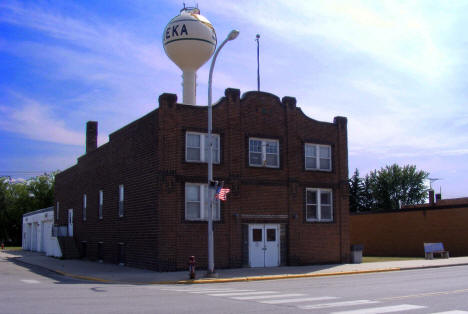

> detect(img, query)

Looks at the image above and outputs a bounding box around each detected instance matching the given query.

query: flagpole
[256,34,260,91]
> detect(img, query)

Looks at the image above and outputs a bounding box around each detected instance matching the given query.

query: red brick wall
[350,204,468,257]
[56,88,350,271]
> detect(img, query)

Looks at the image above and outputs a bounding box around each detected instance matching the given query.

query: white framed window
[249,138,279,168]
[305,144,331,171]
[119,185,124,217]
[186,132,220,163]
[83,194,87,221]
[56,201,59,221]
[306,188,333,222]
[185,183,220,221]
[99,190,103,220]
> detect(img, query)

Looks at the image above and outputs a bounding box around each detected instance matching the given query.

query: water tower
[163,6,217,105]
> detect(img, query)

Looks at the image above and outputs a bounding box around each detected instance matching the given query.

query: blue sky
[1,0,467,198]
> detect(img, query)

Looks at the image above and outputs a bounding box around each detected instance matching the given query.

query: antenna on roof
[428,178,441,190]
[256,34,260,91]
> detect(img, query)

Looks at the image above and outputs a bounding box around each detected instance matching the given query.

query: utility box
[351,244,363,264]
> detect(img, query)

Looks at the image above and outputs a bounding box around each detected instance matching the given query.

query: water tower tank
[163,7,217,105]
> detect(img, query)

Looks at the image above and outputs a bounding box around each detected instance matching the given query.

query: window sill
[185,219,221,222]
[305,168,332,172]
[305,219,334,223]
[185,160,221,165]
[249,164,280,169]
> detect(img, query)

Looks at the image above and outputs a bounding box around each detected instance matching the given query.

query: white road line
[332,304,426,314]
[431,311,468,314]
[208,291,277,297]
[231,293,305,300]
[189,289,255,294]
[20,279,40,284]
[161,288,248,292]
[299,300,379,310]
[260,296,338,304]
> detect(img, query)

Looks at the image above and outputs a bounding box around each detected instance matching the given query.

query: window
[186,132,220,163]
[306,188,333,222]
[305,144,331,171]
[185,183,220,221]
[249,138,279,168]
[99,190,103,220]
[119,185,124,217]
[56,201,59,221]
[83,194,87,221]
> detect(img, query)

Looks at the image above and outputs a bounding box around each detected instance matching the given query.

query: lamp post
[207,29,239,276]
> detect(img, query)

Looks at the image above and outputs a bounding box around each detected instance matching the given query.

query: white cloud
[0,93,107,146]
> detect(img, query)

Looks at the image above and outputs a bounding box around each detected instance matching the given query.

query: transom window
[99,190,103,220]
[83,194,87,221]
[119,185,124,217]
[306,188,333,222]
[185,183,220,221]
[249,138,279,168]
[186,132,220,164]
[305,144,331,171]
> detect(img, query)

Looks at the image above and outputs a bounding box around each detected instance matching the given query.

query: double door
[249,224,280,267]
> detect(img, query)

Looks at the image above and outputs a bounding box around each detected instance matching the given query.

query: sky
[1,0,467,198]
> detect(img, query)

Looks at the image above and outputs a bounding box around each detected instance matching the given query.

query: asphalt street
[1,257,468,314]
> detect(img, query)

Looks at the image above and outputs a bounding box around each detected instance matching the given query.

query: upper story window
[185,183,220,221]
[186,132,220,164]
[249,138,279,168]
[119,185,124,217]
[306,188,333,222]
[305,144,331,171]
[56,201,59,221]
[83,194,87,221]
[99,190,103,220]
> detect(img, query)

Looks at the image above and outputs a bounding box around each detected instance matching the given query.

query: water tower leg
[182,70,197,105]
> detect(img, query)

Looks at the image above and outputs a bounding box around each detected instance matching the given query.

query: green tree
[0,177,10,244]
[349,164,429,212]
[0,172,57,245]
[349,169,364,212]
[361,174,376,211]
[368,164,429,210]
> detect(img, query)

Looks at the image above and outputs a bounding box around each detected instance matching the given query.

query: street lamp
[207,29,239,276]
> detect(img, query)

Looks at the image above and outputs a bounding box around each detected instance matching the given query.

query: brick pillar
[429,190,435,206]
[334,116,350,263]
[86,121,98,153]
[225,88,243,267]
[157,93,179,271]
[283,96,297,266]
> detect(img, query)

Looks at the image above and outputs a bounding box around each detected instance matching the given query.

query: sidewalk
[2,250,468,285]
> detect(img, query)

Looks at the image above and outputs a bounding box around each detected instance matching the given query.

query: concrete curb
[6,252,468,285]
[400,263,468,272]
[161,268,402,285]
[10,257,111,283]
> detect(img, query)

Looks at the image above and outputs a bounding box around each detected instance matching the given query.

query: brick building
[54,88,350,271]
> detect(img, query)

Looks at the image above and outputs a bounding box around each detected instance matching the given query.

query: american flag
[215,187,230,201]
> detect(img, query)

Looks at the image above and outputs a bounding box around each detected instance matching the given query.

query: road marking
[208,291,277,297]
[380,288,468,301]
[332,304,426,314]
[189,289,254,294]
[231,293,305,300]
[260,296,338,304]
[299,300,379,310]
[20,279,40,284]
[431,311,468,314]
[164,288,253,293]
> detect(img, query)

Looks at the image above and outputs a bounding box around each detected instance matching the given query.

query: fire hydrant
[1,242,4,250]
[188,256,196,279]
